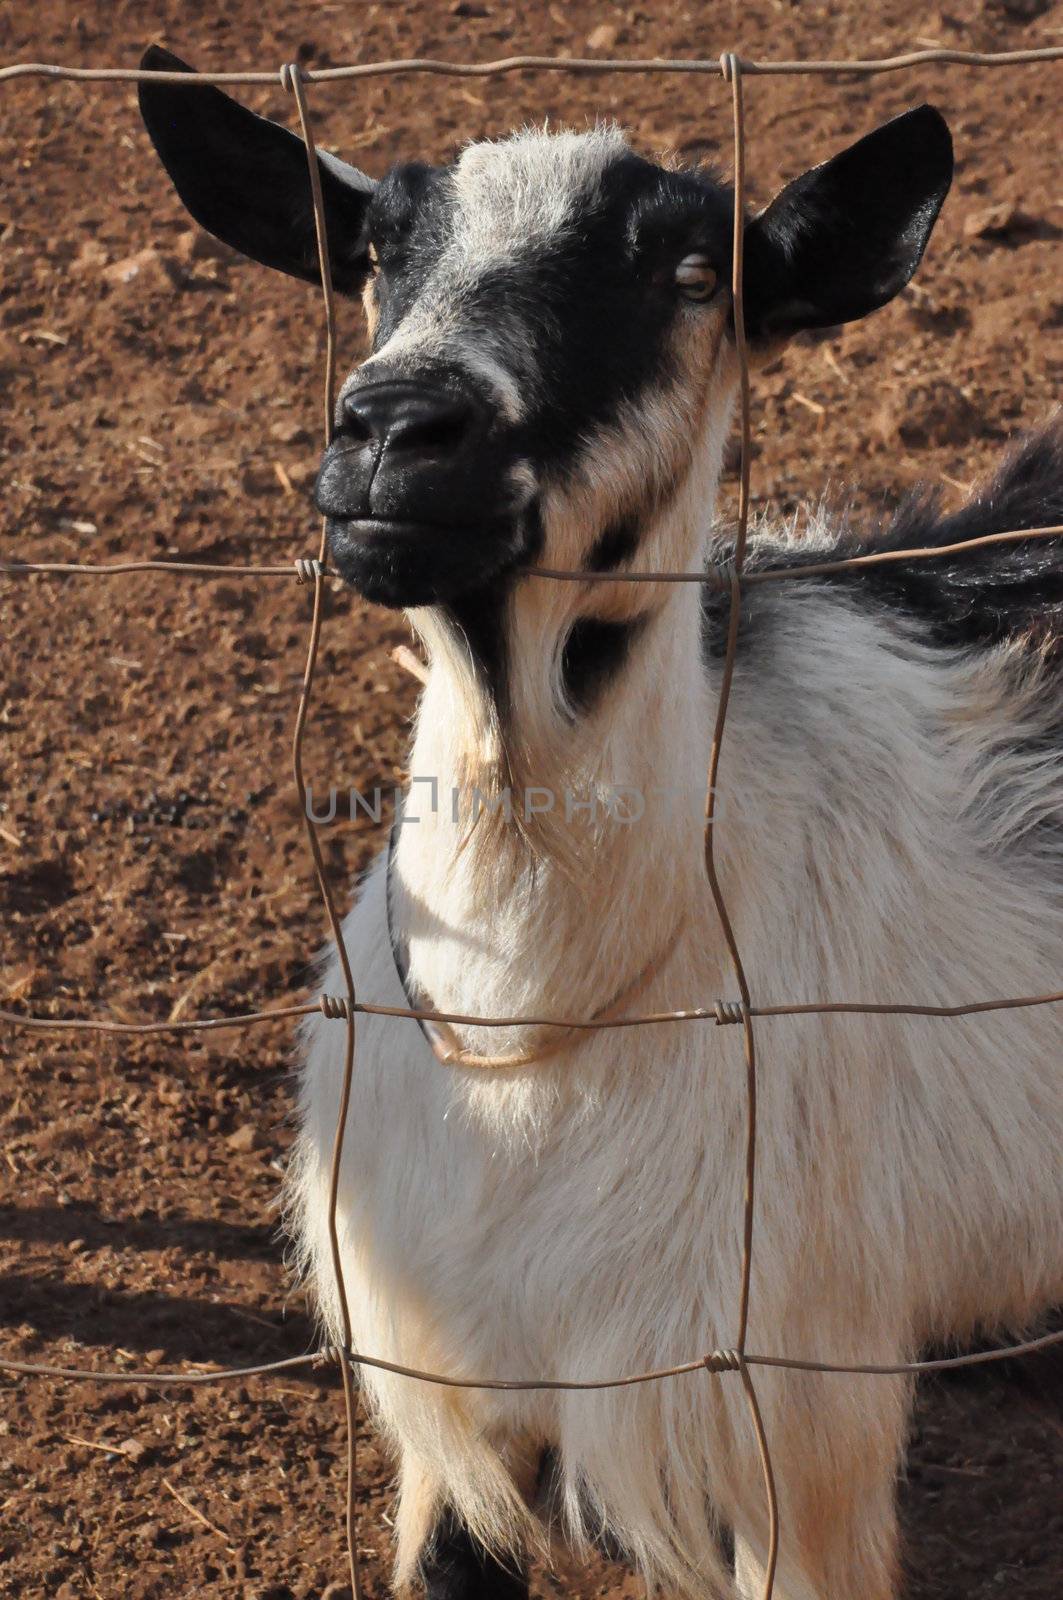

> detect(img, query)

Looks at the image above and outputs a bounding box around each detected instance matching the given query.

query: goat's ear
[137,45,375,293]
[742,105,953,339]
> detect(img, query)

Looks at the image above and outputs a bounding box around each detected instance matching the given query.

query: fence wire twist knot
[294,555,327,584]
[2,40,1063,1600]
[320,993,353,1021]
[702,1349,743,1374]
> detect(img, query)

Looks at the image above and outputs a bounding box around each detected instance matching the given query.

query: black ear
[742,105,953,339]
[137,45,375,293]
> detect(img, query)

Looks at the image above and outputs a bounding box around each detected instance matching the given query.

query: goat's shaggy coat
[292,429,1063,1600]
[137,55,1063,1599]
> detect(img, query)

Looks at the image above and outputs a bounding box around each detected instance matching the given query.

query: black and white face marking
[316,131,737,607]
[139,46,953,615]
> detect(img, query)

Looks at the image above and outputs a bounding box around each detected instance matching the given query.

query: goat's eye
[675,253,718,302]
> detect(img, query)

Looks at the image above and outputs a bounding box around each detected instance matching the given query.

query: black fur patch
[442,578,513,705]
[834,424,1063,651]
[560,615,647,715]
[511,155,733,471]
[585,512,642,572]
[701,421,1063,663]
[366,162,454,343]
[437,503,544,706]
[419,1507,528,1600]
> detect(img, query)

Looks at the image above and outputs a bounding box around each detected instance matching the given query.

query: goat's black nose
[342,382,475,456]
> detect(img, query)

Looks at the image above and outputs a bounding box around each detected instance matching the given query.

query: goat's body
[292,434,1063,1600]
[138,79,1056,1599]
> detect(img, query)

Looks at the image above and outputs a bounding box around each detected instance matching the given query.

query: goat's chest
[312,863,741,1384]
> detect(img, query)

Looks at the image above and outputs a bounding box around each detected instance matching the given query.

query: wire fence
[2,41,1062,1600]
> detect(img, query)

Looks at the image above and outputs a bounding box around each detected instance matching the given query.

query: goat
[140,46,1063,1600]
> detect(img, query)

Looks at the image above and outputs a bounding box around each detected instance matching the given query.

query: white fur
[291,130,1063,1600]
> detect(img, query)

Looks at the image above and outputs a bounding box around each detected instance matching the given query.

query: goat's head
[140,47,952,610]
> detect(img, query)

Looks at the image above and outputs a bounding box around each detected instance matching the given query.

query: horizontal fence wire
[4,1324,1063,1392]
[2,40,1062,1600]
[2,44,1063,85]
[4,522,1063,585]
[6,983,1063,1036]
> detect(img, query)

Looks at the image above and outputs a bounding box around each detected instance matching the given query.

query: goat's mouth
[324,512,528,609]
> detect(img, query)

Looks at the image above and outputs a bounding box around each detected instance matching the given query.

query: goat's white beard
[393,378,735,1078]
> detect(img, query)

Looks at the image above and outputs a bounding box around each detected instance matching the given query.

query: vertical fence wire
[707,53,779,1598]
[283,60,362,1600]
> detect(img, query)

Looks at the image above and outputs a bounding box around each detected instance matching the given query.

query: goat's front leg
[730,1366,909,1600]
[733,1467,898,1600]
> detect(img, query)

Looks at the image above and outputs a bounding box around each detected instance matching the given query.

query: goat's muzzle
[314,374,535,609]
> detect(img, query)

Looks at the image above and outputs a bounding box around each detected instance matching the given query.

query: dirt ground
[1,0,1061,1596]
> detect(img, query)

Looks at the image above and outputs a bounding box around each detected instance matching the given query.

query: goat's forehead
[449,126,633,244]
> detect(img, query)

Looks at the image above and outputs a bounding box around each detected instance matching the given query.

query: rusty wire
[7,983,1063,1037]
[282,59,362,1600]
[5,1323,1063,1391]
[711,54,779,1591]
[6,523,1063,585]
[2,39,1062,1600]
[2,43,1063,86]
[0,557,309,577]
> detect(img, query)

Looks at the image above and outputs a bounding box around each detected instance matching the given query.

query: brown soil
[1,1,1060,1597]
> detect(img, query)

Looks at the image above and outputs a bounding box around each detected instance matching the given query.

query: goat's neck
[392,476,723,1028]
